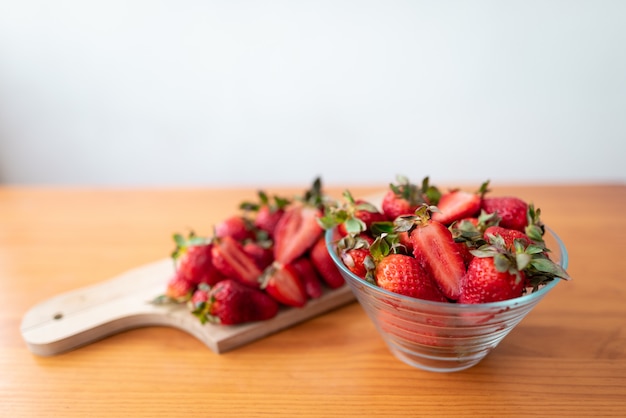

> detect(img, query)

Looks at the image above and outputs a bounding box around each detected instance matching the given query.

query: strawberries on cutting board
[155,177,346,326]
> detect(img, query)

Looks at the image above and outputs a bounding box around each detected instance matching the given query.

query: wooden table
[1,184,625,417]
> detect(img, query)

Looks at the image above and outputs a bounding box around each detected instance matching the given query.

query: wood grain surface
[1,184,625,417]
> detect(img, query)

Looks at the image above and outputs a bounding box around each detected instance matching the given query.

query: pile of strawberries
[157,175,571,327]
[321,175,570,305]
[155,178,346,325]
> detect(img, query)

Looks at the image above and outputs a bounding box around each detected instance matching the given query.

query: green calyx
[471,233,571,291]
[389,175,441,207]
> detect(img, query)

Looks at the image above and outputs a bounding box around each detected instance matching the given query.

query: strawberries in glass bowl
[322,175,571,372]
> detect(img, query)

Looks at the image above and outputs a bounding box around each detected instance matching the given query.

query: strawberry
[240,190,290,237]
[165,273,194,302]
[310,235,346,289]
[460,232,571,302]
[273,203,323,265]
[432,181,489,226]
[336,234,374,278]
[395,206,465,300]
[458,255,526,304]
[375,253,448,302]
[261,263,308,307]
[326,191,387,236]
[290,257,324,299]
[272,178,326,266]
[381,175,441,221]
[214,215,255,241]
[484,226,531,250]
[171,232,225,286]
[242,241,274,270]
[481,196,528,232]
[211,235,263,288]
[192,279,279,325]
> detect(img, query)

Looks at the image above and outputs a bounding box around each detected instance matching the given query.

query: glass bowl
[325,227,568,372]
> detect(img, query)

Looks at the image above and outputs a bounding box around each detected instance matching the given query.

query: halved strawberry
[211,235,263,288]
[261,263,308,307]
[273,204,323,265]
[395,206,466,300]
[432,181,489,226]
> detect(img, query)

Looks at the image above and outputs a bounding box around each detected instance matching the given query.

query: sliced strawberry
[290,257,324,299]
[410,219,465,300]
[262,263,308,307]
[432,191,480,225]
[211,235,263,288]
[310,235,345,289]
[273,204,323,265]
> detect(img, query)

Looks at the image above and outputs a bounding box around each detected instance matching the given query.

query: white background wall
[0,1,624,187]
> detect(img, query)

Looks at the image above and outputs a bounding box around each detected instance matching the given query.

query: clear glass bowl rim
[325,225,569,312]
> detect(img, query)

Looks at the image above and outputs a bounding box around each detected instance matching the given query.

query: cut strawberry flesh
[410,220,465,300]
[432,191,480,225]
[273,205,323,265]
[264,264,308,307]
[212,236,262,288]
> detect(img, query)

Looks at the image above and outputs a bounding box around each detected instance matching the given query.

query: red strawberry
[273,204,323,265]
[381,175,440,221]
[432,181,489,226]
[261,263,308,307]
[403,208,466,300]
[172,233,224,286]
[242,241,274,270]
[165,273,194,301]
[310,235,345,289]
[375,254,448,302]
[290,257,324,299]
[211,235,263,288]
[195,279,279,325]
[484,226,531,250]
[240,190,290,237]
[190,287,209,307]
[337,195,387,236]
[481,196,528,232]
[337,234,373,278]
[458,256,526,304]
[215,215,255,241]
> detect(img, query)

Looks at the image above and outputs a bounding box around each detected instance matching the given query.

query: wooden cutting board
[20,258,356,356]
